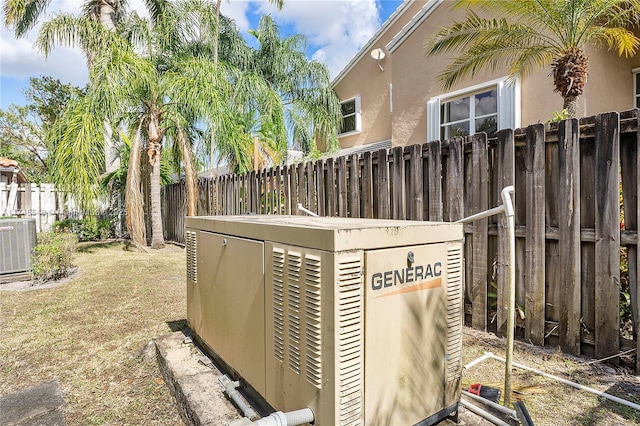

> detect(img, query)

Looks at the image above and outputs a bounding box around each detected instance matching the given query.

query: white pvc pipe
[296,203,318,217]
[485,352,640,412]
[464,352,493,370]
[462,391,517,419]
[253,408,315,426]
[459,399,511,426]
[502,186,516,406]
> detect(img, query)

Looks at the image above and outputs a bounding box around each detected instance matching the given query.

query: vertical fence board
[409,144,424,221]
[316,160,326,217]
[558,119,582,355]
[391,146,404,219]
[306,162,316,214]
[595,112,621,359]
[297,163,305,215]
[621,126,638,349]
[349,155,361,218]
[579,138,597,345]
[275,166,282,215]
[377,149,390,219]
[290,165,298,215]
[495,129,515,336]
[633,110,640,372]
[337,156,348,217]
[428,141,443,221]
[362,152,374,218]
[525,124,546,346]
[470,134,489,330]
[326,158,336,217]
[283,166,291,215]
[446,137,464,222]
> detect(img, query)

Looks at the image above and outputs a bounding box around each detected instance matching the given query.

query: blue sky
[0,0,404,110]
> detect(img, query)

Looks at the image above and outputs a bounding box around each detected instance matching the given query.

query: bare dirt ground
[1,240,638,425]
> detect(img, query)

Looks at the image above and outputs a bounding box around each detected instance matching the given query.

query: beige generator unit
[186,215,464,425]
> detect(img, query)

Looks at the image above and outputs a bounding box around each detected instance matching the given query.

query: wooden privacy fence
[163,108,640,370]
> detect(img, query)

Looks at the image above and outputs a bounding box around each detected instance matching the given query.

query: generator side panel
[187,229,266,395]
[264,244,366,426]
[363,241,462,425]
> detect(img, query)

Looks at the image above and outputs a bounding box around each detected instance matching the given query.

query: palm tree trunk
[177,128,198,216]
[125,121,146,247]
[147,110,164,249]
[149,150,164,249]
[563,96,579,119]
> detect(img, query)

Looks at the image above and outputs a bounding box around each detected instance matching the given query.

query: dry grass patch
[0,241,186,425]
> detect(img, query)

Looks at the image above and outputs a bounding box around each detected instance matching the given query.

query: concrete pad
[0,380,66,426]
[155,331,242,426]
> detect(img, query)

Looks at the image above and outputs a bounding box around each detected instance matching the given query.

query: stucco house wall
[333,0,640,149]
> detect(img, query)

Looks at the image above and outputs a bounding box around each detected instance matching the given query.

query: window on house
[440,89,498,140]
[635,70,640,108]
[427,77,520,142]
[340,97,361,135]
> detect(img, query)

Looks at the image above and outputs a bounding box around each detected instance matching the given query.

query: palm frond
[3,0,51,37]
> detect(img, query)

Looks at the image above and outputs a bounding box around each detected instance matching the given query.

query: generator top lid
[186,215,462,251]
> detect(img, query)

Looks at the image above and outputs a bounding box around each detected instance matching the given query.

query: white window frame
[339,96,361,136]
[427,76,521,142]
[634,67,640,109]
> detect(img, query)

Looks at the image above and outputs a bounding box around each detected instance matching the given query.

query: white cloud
[0,27,89,86]
[251,0,381,78]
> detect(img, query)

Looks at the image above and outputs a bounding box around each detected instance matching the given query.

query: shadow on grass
[77,239,135,253]
[167,319,188,332]
[577,380,640,425]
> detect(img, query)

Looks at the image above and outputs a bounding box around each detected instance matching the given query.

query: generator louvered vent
[304,254,322,388]
[445,246,463,382]
[337,256,364,426]
[272,248,285,362]
[272,248,324,388]
[287,251,302,374]
[186,231,197,283]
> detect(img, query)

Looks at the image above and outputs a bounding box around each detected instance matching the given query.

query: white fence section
[0,183,83,232]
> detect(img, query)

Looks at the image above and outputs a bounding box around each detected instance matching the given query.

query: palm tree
[45,1,233,249]
[425,0,640,117]
[244,15,341,154]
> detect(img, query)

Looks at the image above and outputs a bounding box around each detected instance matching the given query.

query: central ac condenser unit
[0,218,37,275]
[186,215,464,425]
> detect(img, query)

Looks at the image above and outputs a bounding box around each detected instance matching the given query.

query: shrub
[53,218,113,241]
[31,232,78,284]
